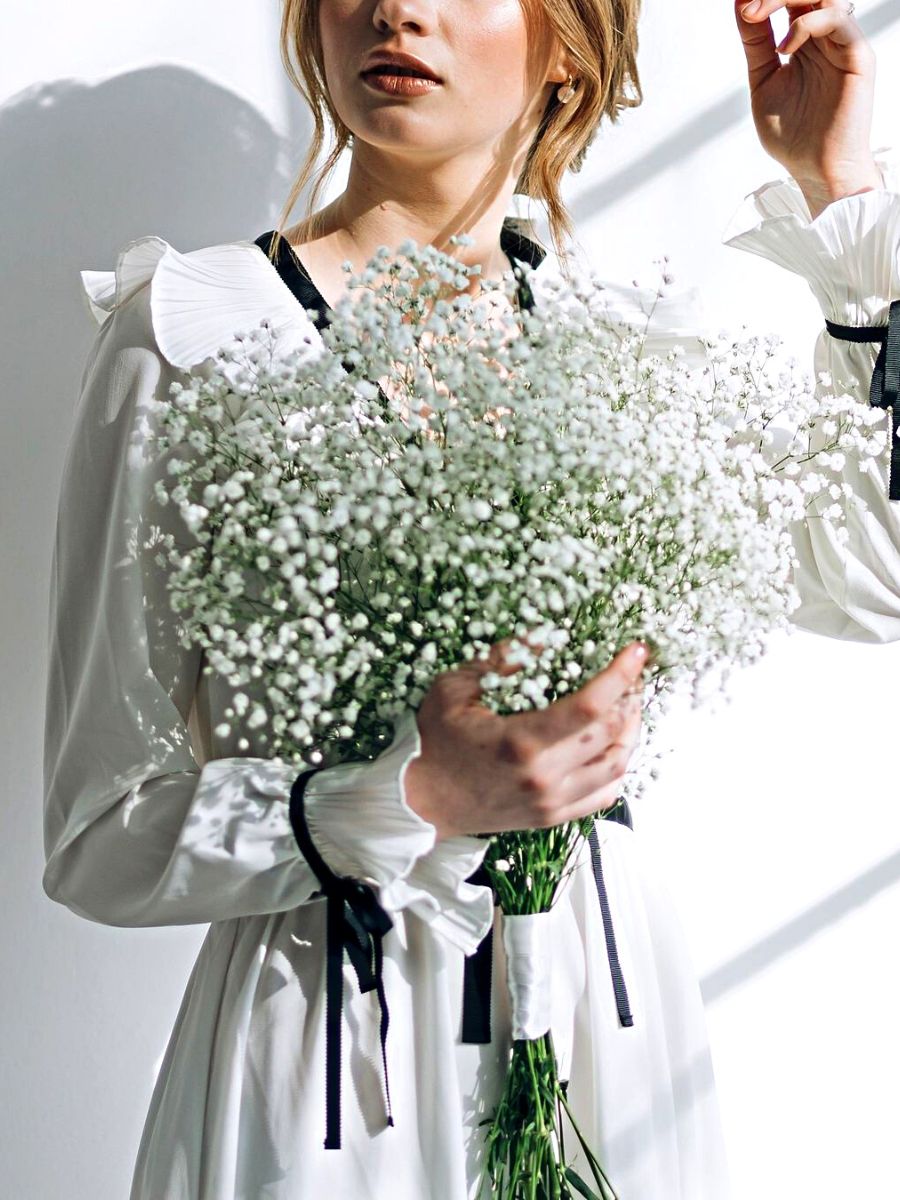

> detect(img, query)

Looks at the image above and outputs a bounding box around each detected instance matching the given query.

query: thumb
[734,0,784,85]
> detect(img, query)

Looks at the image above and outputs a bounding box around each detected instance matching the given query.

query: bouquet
[145,237,885,1198]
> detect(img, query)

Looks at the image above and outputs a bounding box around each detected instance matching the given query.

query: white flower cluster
[145,239,886,799]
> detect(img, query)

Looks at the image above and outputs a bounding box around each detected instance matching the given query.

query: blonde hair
[269,0,643,274]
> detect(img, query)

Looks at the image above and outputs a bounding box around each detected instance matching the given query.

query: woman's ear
[546,50,576,88]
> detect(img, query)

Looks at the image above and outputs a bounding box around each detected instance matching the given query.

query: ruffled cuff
[378,828,493,954]
[720,145,900,326]
[252,708,493,955]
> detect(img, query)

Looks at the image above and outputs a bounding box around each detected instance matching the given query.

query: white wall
[3,1,898,1197]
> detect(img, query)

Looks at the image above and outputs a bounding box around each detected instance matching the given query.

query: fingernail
[741,1,761,15]
[630,643,648,664]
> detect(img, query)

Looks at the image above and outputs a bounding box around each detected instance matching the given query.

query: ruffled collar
[80,221,550,373]
[79,220,716,375]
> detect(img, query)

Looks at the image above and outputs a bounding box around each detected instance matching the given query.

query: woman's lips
[360,71,442,97]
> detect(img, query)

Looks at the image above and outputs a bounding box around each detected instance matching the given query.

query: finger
[557,701,643,821]
[553,736,636,823]
[561,751,631,816]
[739,0,818,16]
[566,777,628,822]
[739,0,828,23]
[578,693,642,776]
[538,684,642,779]
[773,6,869,55]
[587,691,643,766]
[735,0,793,80]
[510,642,648,750]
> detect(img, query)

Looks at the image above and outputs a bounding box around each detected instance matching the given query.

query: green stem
[556,1086,620,1200]
[525,1040,547,1140]
[475,1031,624,1200]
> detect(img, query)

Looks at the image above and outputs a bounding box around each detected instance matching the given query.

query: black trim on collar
[253,217,546,327]
[253,229,332,332]
[499,217,547,270]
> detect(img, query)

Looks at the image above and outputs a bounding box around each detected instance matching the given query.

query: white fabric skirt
[129,819,732,1200]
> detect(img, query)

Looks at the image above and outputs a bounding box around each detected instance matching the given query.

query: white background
[3,1,900,1196]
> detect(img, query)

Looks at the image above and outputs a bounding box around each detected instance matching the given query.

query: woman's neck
[284,209,518,315]
[287,145,524,294]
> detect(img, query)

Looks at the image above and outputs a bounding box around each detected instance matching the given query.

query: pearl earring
[556,74,577,104]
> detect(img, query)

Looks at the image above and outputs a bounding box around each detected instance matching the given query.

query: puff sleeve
[720,146,900,642]
[42,242,493,948]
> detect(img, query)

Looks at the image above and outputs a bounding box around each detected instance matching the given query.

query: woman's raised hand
[734,0,880,218]
[404,636,647,842]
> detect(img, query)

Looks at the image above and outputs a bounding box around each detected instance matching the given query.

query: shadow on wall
[1,63,306,367]
[701,845,900,1006]
[1,60,311,700]
[0,63,311,1200]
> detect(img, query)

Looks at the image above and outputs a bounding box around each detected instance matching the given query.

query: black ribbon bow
[289,767,395,1150]
[290,763,636,1141]
[825,298,900,501]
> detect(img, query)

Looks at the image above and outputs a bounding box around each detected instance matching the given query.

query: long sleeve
[42,275,492,948]
[720,145,900,642]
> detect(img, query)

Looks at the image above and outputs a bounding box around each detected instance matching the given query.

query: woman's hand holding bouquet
[405,639,646,841]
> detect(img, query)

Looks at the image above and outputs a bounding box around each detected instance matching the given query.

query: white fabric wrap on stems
[502,909,557,1040]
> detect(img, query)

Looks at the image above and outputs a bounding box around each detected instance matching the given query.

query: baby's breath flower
[141,237,878,801]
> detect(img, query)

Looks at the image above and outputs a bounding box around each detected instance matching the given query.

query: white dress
[42,147,900,1200]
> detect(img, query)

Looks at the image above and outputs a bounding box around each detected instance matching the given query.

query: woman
[42,1,898,1197]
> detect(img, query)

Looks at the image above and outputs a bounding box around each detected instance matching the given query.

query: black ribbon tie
[460,864,495,1044]
[290,767,396,1150]
[825,298,900,501]
[587,821,634,1027]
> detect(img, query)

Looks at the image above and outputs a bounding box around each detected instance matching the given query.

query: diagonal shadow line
[571,0,899,225]
[700,846,900,1006]
[571,91,748,225]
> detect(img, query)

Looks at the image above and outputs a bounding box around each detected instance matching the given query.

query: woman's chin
[346,124,465,161]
